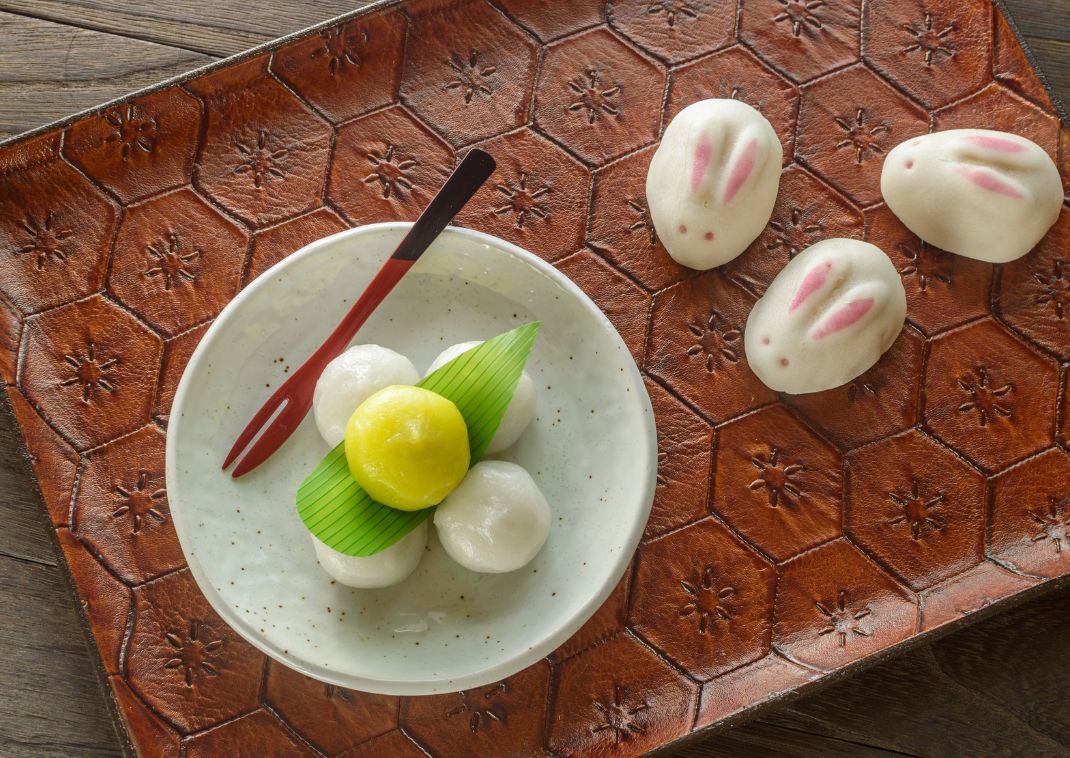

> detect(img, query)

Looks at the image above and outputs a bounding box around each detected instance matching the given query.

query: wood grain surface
[0,1,1066,756]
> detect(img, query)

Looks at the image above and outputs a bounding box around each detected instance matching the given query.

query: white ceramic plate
[166,224,656,695]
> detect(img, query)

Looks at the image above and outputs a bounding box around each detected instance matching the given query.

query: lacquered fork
[223,149,497,478]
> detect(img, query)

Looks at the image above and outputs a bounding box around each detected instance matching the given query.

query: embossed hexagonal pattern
[56,529,130,675]
[714,404,843,561]
[492,0,603,40]
[185,710,316,757]
[990,448,1070,578]
[341,730,425,758]
[647,272,776,422]
[329,105,456,225]
[188,56,332,227]
[994,10,1054,109]
[997,207,1070,361]
[741,0,861,83]
[126,570,264,732]
[271,11,407,124]
[264,661,397,755]
[863,0,992,109]
[667,45,799,165]
[924,319,1058,473]
[787,328,923,450]
[797,65,929,207]
[696,654,816,729]
[74,425,183,584]
[846,430,986,590]
[723,165,864,296]
[630,518,776,679]
[404,661,549,756]
[555,249,650,361]
[608,0,735,64]
[495,0,605,41]
[65,87,202,202]
[775,539,916,668]
[935,83,1060,161]
[455,129,589,262]
[245,207,349,286]
[0,295,19,384]
[0,157,116,314]
[109,675,181,758]
[866,203,993,337]
[21,295,163,450]
[7,387,78,526]
[918,562,1036,631]
[549,633,698,755]
[644,378,711,539]
[154,323,208,424]
[110,189,248,337]
[401,0,537,147]
[587,145,691,292]
[534,28,666,166]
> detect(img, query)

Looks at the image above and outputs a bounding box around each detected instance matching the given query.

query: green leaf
[296,322,540,556]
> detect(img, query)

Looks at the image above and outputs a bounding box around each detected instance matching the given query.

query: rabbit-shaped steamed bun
[881,129,1061,263]
[646,99,782,270]
[744,239,906,394]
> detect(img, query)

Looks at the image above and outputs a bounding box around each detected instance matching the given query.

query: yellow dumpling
[344,385,470,511]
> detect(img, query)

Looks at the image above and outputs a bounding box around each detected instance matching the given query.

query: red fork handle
[309,257,416,368]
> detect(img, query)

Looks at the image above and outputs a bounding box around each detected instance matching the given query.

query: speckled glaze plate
[165,223,656,695]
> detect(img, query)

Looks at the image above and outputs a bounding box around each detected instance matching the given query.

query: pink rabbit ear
[789,261,832,313]
[953,166,1024,199]
[690,132,713,193]
[961,134,1026,153]
[722,137,758,204]
[813,297,875,339]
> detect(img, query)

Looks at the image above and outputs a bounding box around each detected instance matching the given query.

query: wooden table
[0,2,1067,756]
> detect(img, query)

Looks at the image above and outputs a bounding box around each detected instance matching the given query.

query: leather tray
[1,0,1068,755]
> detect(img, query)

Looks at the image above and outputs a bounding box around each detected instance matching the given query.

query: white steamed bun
[433,461,550,573]
[310,521,427,588]
[313,344,419,447]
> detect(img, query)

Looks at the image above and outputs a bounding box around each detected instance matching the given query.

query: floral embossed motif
[888,478,945,540]
[112,470,167,535]
[898,240,953,291]
[679,564,734,634]
[1028,496,1070,554]
[627,198,658,246]
[312,24,368,76]
[164,619,223,687]
[17,211,73,271]
[647,0,699,27]
[749,447,804,507]
[956,366,1013,426]
[686,311,741,372]
[445,49,498,104]
[446,682,507,733]
[363,143,418,200]
[767,207,822,258]
[234,129,289,189]
[494,172,551,228]
[567,67,622,124]
[103,104,158,160]
[816,589,872,647]
[60,342,119,403]
[323,683,354,703]
[903,13,955,66]
[773,0,824,38]
[1033,259,1070,319]
[591,685,649,744]
[144,232,200,290]
[835,108,891,164]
